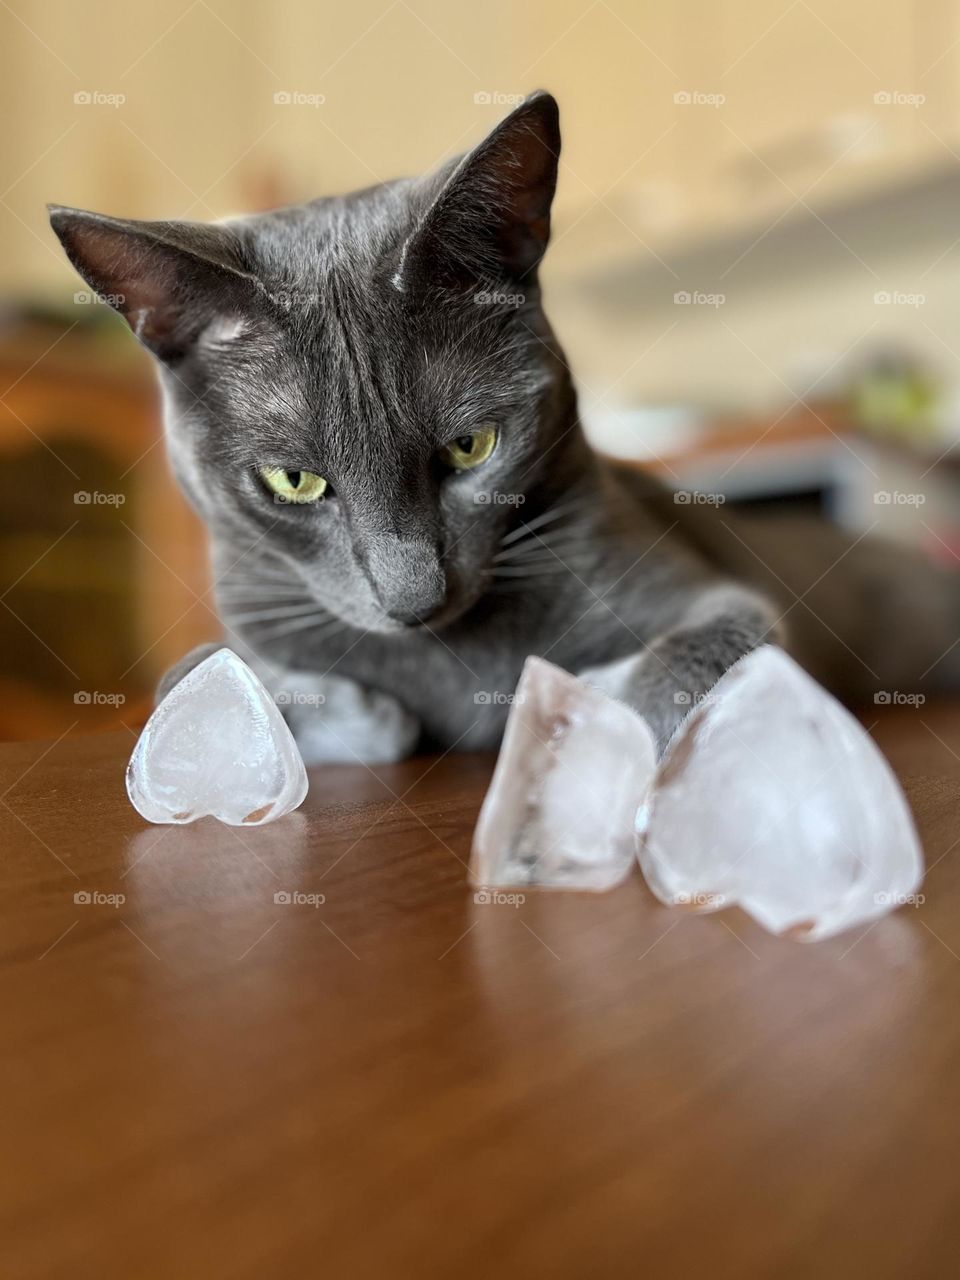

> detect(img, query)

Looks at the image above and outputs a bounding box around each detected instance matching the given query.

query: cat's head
[49,92,582,634]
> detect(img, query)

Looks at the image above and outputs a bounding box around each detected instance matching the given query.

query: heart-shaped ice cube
[126,647,308,826]
[471,656,657,891]
[636,645,924,940]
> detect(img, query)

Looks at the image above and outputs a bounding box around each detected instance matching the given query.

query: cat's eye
[259,466,329,504]
[437,425,498,472]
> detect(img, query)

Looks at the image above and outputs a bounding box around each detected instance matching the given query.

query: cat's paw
[577,652,688,755]
[275,672,420,764]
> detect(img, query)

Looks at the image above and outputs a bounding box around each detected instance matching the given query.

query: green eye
[438,425,498,472]
[259,466,329,504]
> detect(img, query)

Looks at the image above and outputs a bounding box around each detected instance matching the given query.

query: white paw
[277,672,420,764]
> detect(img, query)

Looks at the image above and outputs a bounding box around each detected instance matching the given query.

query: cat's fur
[49,92,960,760]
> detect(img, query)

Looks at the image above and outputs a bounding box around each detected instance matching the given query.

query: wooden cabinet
[0,320,214,740]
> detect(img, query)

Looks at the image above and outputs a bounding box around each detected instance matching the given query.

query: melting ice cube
[637,645,924,940]
[126,647,308,826]
[470,656,657,891]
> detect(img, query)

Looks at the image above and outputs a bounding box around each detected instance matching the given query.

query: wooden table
[3,710,960,1279]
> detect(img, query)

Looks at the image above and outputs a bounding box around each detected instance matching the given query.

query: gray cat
[49,92,960,762]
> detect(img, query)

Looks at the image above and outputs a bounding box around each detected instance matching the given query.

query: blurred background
[1,0,959,739]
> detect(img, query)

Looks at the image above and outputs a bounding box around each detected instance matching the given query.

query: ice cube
[470,656,657,891]
[636,645,924,940]
[126,647,308,826]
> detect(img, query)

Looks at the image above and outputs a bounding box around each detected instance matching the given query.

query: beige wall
[0,0,681,289]
[4,0,960,413]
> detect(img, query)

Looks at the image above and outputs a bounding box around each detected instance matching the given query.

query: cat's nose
[363,533,447,625]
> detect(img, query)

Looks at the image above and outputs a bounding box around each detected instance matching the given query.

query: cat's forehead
[221,197,536,436]
[248,256,513,388]
[240,182,416,286]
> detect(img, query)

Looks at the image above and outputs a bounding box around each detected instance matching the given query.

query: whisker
[502,516,593,547]
[216,596,313,611]
[225,603,332,624]
[216,583,309,596]
[498,495,591,548]
[493,538,588,564]
[216,586,309,599]
[254,614,351,643]
[490,578,566,594]
[492,563,577,578]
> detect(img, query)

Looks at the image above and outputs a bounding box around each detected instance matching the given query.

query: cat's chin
[365,607,464,636]
[340,593,477,637]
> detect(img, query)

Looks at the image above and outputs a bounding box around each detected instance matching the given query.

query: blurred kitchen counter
[603,402,960,564]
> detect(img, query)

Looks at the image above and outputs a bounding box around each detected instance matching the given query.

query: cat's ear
[395,90,560,295]
[48,206,259,361]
